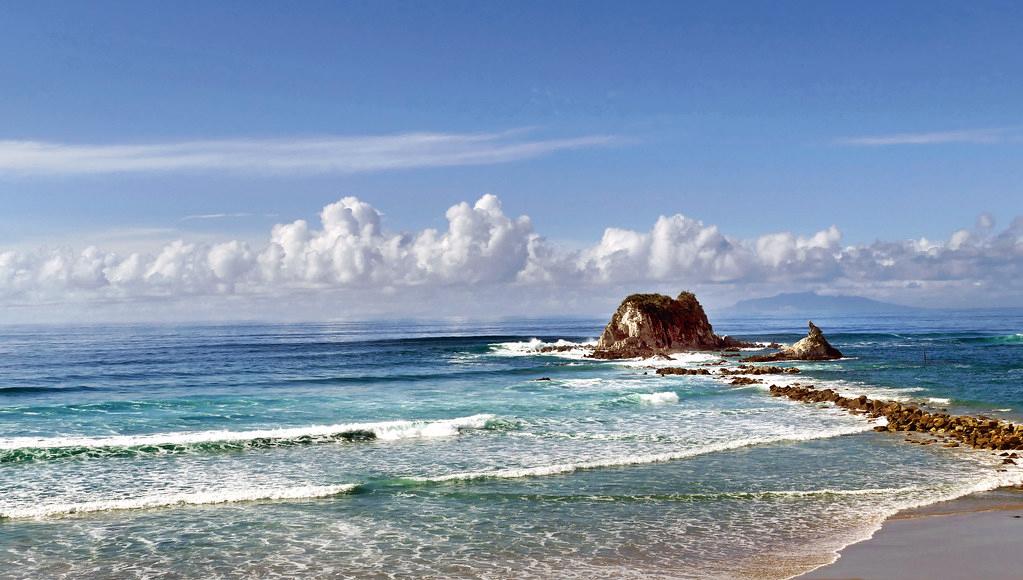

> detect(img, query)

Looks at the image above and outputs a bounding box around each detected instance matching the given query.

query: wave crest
[0,414,499,463]
[631,392,679,405]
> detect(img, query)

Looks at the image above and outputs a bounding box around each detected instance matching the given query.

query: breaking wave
[0,414,499,463]
[489,338,597,359]
[630,392,679,405]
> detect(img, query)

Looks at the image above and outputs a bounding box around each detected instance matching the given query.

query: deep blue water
[0,313,1021,578]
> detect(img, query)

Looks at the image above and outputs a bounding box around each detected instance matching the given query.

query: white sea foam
[489,338,597,360]
[633,392,679,405]
[556,378,605,388]
[927,397,951,405]
[409,423,876,483]
[0,483,358,519]
[0,414,496,451]
[750,374,923,401]
[489,338,719,368]
[611,351,721,369]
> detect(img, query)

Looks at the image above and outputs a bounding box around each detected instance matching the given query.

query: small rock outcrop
[591,291,751,359]
[729,376,763,386]
[537,344,578,353]
[742,321,842,362]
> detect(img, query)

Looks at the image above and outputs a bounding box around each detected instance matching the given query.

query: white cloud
[0,131,613,175]
[1,194,1021,318]
[836,128,1012,146]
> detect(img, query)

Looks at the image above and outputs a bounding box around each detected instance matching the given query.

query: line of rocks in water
[655,367,712,376]
[769,383,1023,456]
[719,365,800,376]
[655,365,799,377]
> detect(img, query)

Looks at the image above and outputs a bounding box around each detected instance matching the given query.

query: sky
[1,1,1021,322]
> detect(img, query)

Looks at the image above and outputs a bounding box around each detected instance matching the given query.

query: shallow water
[1,313,1022,578]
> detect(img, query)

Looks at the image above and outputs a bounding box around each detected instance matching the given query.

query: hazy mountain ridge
[723,292,925,316]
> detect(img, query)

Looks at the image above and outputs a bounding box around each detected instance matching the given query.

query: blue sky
[1,1,1021,320]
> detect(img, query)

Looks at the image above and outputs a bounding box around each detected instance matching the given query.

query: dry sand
[797,487,1023,580]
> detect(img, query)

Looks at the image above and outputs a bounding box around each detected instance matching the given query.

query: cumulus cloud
[0,131,612,175]
[1,194,1021,315]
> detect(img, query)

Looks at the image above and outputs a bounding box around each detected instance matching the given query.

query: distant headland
[723,291,924,316]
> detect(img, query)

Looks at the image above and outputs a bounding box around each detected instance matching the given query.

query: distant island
[723,291,924,316]
[585,290,840,361]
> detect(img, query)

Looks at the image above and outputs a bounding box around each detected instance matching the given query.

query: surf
[0,414,499,463]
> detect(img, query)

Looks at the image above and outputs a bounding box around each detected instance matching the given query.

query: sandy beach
[799,487,1023,579]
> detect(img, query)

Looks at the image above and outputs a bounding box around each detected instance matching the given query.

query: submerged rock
[339,429,377,442]
[742,321,842,362]
[591,291,751,359]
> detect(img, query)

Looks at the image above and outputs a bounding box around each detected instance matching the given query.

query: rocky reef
[718,365,800,376]
[728,376,763,386]
[536,344,579,353]
[770,383,1023,453]
[742,321,842,362]
[655,365,798,377]
[591,291,751,359]
[655,367,712,376]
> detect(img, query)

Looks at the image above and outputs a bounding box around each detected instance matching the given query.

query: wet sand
[797,487,1023,580]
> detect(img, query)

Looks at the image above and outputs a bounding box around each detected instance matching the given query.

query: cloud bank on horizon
[1,194,1020,319]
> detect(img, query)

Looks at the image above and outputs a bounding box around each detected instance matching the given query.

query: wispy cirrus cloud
[181,213,280,221]
[836,127,1013,146]
[0,130,614,175]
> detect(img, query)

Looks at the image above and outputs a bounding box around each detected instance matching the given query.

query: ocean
[1,312,1022,579]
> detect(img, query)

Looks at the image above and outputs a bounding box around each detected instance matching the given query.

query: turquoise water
[1,313,1022,578]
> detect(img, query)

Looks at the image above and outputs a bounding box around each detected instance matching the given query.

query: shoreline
[795,486,1023,580]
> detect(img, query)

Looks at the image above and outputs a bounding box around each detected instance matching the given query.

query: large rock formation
[591,291,749,359]
[743,321,842,362]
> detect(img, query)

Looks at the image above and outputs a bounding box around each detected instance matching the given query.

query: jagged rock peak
[742,320,843,362]
[591,291,747,359]
[787,320,843,360]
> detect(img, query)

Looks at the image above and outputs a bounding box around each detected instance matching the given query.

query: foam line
[1,484,358,519]
[409,423,875,483]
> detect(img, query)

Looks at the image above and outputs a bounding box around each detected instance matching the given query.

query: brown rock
[729,376,763,386]
[591,291,753,359]
[656,367,711,376]
[741,321,843,362]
